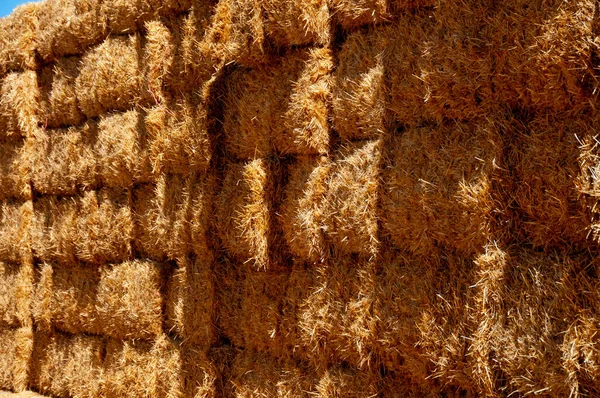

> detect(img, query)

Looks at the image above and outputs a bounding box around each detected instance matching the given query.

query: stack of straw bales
[1,0,600,396]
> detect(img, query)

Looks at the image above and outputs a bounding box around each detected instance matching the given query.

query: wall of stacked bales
[2,0,600,396]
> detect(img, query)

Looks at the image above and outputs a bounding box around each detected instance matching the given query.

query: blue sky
[0,0,37,18]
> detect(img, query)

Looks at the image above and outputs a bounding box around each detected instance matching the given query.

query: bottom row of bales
[1,245,600,396]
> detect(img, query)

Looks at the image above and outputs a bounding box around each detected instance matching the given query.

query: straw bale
[143,20,175,103]
[561,311,600,396]
[332,27,388,141]
[104,335,217,398]
[74,188,133,265]
[279,156,330,262]
[370,250,434,381]
[0,3,39,75]
[0,261,33,328]
[277,47,333,156]
[76,34,145,118]
[101,0,194,34]
[31,331,103,398]
[36,0,106,62]
[330,0,434,30]
[96,109,151,187]
[228,350,316,397]
[488,0,596,113]
[36,57,84,129]
[216,260,288,354]
[162,6,216,94]
[223,48,332,159]
[31,196,78,266]
[96,260,164,340]
[0,71,40,140]
[26,122,98,196]
[415,254,477,393]
[262,0,329,46]
[468,247,585,396]
[382,121,499,257]
[0,327,33,393]
[34,260,164,339]
[0,391,50,398]
[190,175,216,260]
[0,201,32,266]
[215,159,276,270]
[203,0,267,67]
[513,114,590,249]
[323,140,382,256]
[145,96,212,176]
[315,365,380,397]
[34,263,101,335]
[133,174,195,262]
[0,140,31,202]
[418,4,495,122]
[165,256,215,348]
[296,256,377,369]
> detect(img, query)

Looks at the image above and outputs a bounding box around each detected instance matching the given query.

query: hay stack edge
[2,0,600,396]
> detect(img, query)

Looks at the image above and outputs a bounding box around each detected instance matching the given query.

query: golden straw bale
[34,263,101,336]
[277,47,333,156]
[488,0,596,113]
[74,188,133,265]
[513,114,591,249]
[382,121,499,257]
[203,0,267,67]
[215,159,277,270]
[144,20,175,103]
[216,260,288,355]
[145,96,212,176]
[323,140,382,256]
[228,350,316,397]
[223,48,332,159]
[330,0,434,30]
[418,3,495,122]
[0,327,33,393]
[133,174,195,262]
[561,311,600,396]
[0,140,31,201]
[469,246,586,397]
[415,254,477,393]
[101,0,194,34]
[315,365,380,398]
[0,261,33,328]
[95,260,164,340]
[262,0,329,46]
[36,0,106,62]
[370,250,433,381]
[96,109,151,187]
[34,260,164,339]
[0,3,39,75]
[0,201,32,266]
[163,6,215,94]
[165,256,215,348]
[296,256,378,369]
[76,34,146,118]
[190,175,216,261]
[31,331,103,398]
[0,71,40,140]
[31,263,53,332]
[332,26,389,141]
[104,335,217,398]
[279,156,330,262]
[0,391,49,398]
[31,196,78,266]
[37,57,84,129]
[26,123,98,196]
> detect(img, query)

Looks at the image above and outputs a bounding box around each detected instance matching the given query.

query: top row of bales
[2,0,596,115]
